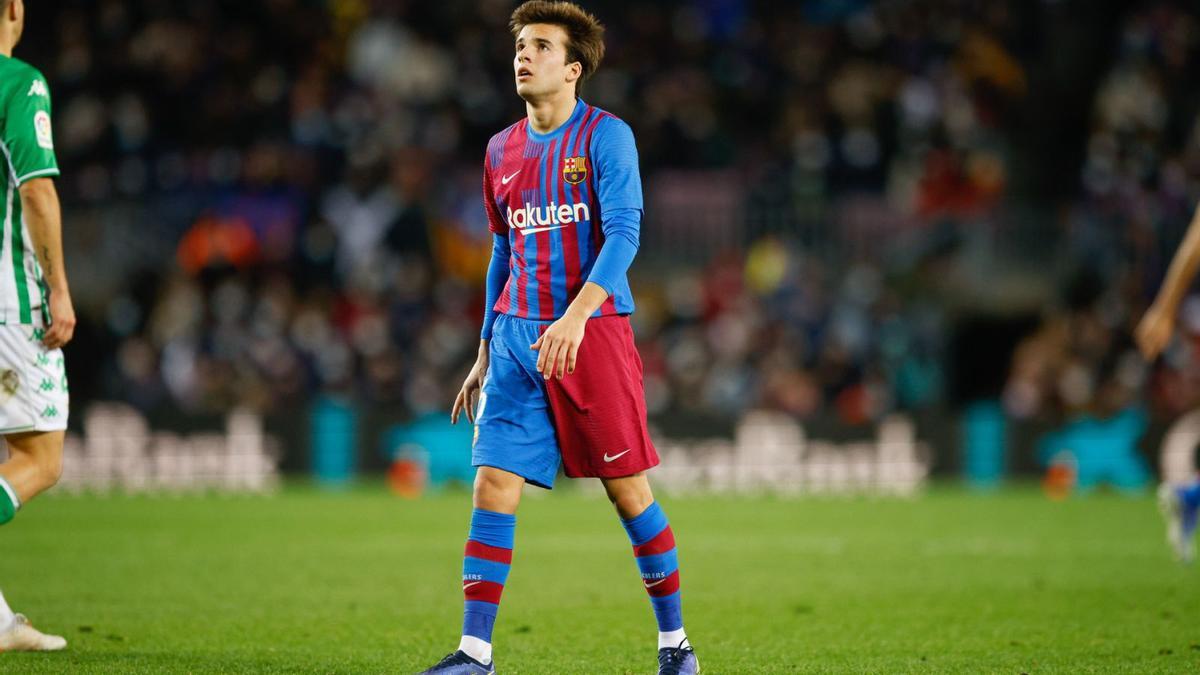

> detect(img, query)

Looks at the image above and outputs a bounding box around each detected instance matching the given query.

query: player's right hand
[452,346,489,425]
[1136,302,1175,360]
[43,287,76,350]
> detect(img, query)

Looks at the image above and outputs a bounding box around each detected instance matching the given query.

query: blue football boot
[1159,483,1199,563]
[419,650,495,674]
[658,641,700,675]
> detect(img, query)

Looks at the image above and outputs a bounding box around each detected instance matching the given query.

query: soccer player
[1137,201,1200,562]
[0,0,77,652]
[421,2,698,674]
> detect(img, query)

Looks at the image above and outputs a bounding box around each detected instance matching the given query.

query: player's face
[514,24,580,101]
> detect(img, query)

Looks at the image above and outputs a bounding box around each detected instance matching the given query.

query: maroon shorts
[541,314,659,479]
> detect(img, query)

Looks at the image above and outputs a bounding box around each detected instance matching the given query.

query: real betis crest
[563,156,587,185]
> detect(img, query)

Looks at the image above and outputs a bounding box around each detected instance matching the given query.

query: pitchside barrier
[6,401,1190,495]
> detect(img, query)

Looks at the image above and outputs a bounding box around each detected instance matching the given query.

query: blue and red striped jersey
[482,99,642,321]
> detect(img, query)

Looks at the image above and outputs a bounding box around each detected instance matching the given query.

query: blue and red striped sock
[459,508,514,665]
[621,501,687,649]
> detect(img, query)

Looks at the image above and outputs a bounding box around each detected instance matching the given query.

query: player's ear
[565,61,582,84]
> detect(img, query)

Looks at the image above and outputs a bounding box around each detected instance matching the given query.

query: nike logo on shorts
[603,449,632,462]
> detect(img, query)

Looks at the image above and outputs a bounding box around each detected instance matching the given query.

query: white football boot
[1159,483,1196,563]
[0,614,67,652]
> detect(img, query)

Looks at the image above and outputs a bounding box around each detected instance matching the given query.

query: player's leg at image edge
[420,507,513,674]
[619,500,699,675]
[0,475,66,653]
[1159,478,1200,563]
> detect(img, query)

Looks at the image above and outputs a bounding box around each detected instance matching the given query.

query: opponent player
[0,0,76,652]
[1137,201,1200,562]
[421,3,698,674]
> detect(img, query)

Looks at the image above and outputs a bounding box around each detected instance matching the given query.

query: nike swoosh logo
[603,449,632,462]
[463,581,483,589]
[644,578,669,588]
[520,225,566,235]
[501,171,521,185]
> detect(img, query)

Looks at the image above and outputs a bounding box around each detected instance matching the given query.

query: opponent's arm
[1137,203,1200,359]
[19,178,74,349]
[3,68,70,348]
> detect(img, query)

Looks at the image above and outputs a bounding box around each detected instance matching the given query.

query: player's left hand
[43,287,76,350]
[531,314,586,379]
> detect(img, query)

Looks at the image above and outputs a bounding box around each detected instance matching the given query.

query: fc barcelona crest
[563,156,588,185]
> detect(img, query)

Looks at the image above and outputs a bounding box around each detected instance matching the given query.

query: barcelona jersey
[482,99,642,320]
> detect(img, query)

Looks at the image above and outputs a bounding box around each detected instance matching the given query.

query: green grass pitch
[0,485,1198,673]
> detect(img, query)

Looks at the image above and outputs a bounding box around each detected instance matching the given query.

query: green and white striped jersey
[0,54,58,325]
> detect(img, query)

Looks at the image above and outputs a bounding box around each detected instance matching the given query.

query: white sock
[0,589,14,631]
[458,634,492,665]
[659,627,688,650]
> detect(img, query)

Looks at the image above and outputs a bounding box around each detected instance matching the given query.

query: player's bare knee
[615,492,653,518]
[37,451,63,489]
[604,478,655,518]
[473,468,522,513]
[603,482,631,505]
[473,484,519,513]
[6,434,65,491]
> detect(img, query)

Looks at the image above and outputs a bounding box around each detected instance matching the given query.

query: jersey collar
[526,98,587,143]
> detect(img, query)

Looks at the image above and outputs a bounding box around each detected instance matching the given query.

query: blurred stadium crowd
[19,1,1200,442]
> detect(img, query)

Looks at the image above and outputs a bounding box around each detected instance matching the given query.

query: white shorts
[0,322,68,434]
